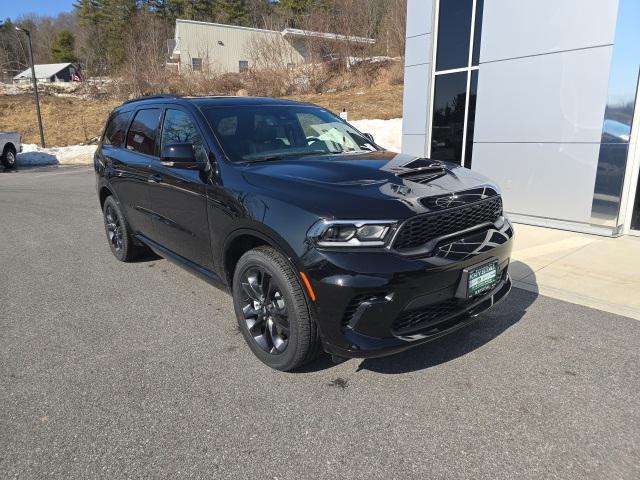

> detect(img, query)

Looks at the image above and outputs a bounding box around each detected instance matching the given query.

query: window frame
[239,60,249,73]
[428,0,481,168]
[192,57,203,72]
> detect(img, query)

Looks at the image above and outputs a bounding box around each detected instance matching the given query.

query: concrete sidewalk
[510,223,640,320]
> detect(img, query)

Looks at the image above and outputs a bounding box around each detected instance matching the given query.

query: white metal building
[401,0,640,237]
[170,19,375,74]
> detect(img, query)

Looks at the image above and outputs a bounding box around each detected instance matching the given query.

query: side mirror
[160,143,200,168]
[363,133,375,143]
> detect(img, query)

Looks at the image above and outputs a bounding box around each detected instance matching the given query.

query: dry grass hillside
[0,62,403,146]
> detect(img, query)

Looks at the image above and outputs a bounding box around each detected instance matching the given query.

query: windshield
[202,105,381,162]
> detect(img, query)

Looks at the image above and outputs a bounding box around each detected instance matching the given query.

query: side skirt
[135,234,230,293]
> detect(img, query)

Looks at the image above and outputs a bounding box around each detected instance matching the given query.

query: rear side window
[126,109,161,156]
[103,111,132,148]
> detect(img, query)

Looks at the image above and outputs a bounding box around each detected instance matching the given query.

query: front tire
[232,246,321,371]
[1,146,16,169]
[102,196,144,262]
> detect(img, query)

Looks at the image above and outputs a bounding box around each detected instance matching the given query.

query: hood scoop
[396,160,447,184]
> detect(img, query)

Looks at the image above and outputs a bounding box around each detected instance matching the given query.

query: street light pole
[16,26,45,148]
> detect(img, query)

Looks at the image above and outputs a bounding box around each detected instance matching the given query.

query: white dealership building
[401,0,640,236]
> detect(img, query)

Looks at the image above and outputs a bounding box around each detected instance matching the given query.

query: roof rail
[122,94,181,105]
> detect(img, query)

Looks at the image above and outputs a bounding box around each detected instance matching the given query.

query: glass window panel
[126,109,161,156]
[472,0,484,66]
[465,70,479,167]
[103,111,132,148]
[435,0,473,71]
[431,72,467,164]
[632,180,640,230]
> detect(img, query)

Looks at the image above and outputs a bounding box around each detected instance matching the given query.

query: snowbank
[350,118,402,153]
[18,144,97,166]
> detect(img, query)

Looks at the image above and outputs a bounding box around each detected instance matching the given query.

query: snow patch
[350,118,402,153]
[18,144,97,166]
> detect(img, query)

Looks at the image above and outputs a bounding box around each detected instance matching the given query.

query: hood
[241,151,500,219]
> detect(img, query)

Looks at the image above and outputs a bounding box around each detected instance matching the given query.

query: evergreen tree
[50,30,77,63]
[219,0,250,26]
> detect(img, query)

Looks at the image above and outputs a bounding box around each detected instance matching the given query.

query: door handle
[149,174,163,183]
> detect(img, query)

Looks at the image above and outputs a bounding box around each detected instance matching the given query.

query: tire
[1,146,16,169]
[232,246,322,371]
[102,196,145,262]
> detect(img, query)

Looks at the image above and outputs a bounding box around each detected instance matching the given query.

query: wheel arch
[2,142,16,154]
[98,185,115,209]
[222,227,301,288]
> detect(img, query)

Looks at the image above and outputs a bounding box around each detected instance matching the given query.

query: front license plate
[467,261,498,297]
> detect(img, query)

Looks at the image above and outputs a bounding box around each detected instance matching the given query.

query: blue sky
[2,0,76,21]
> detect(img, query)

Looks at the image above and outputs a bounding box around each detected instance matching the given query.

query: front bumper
[302,220,514,359]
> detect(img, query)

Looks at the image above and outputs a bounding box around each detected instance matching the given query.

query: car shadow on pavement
[301,263,539,374]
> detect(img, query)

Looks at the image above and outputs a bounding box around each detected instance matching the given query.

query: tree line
[1,0,406,80]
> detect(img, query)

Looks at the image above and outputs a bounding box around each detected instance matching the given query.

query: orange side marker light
[299,272,317,302]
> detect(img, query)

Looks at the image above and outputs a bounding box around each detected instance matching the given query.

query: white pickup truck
[0,132,21,169]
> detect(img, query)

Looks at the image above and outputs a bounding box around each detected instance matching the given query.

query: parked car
[0,131,21,169]
[94,95,513,371]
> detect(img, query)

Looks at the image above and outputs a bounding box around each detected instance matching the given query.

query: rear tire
[1,146,16,169]
[102,196,145,262]
[232,246,321,371]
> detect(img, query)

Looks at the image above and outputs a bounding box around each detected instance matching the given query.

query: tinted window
[431,72,467,164]
[203,106,378,162]
[472,0,484,66]
[126,109,161,156]
[464,70,478,166]
[632,180,640,230]
[160,109,207,163]
[192,58,202,71]
[239,60,249,73]
[161,109,203,150]
[103,111,132,148]
[435,0,473,71]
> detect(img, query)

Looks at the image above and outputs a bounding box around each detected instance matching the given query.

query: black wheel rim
[240,266,290,355]
[104,205,123,253]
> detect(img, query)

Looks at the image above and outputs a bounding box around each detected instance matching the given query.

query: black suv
[95,95,513,371]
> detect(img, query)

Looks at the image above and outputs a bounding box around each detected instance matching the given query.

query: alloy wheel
[240,266,290,354]
[105,205,123,252]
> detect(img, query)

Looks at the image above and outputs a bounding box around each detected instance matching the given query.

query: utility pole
[15,26,46,148]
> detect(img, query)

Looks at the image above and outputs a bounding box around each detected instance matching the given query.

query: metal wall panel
[474,46,613,144]
[406,0,433,38]
[402,63,431,137]
[402,134,427,157]
[176,20,304,73]
[480,0,619,63]
[405,34,432,67]
[473,142,601,223]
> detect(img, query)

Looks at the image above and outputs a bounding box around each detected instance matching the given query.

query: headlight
[308,220,397,247]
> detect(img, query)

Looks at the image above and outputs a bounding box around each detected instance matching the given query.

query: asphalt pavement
[1,165,639,479]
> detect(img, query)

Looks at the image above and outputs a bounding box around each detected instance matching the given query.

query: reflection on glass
[435,0,473,71]
[465,71,478,167]
[431,72,467,164]
[472,0,484,66]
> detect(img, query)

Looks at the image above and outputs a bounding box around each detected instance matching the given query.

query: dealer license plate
[467,261,498,297]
